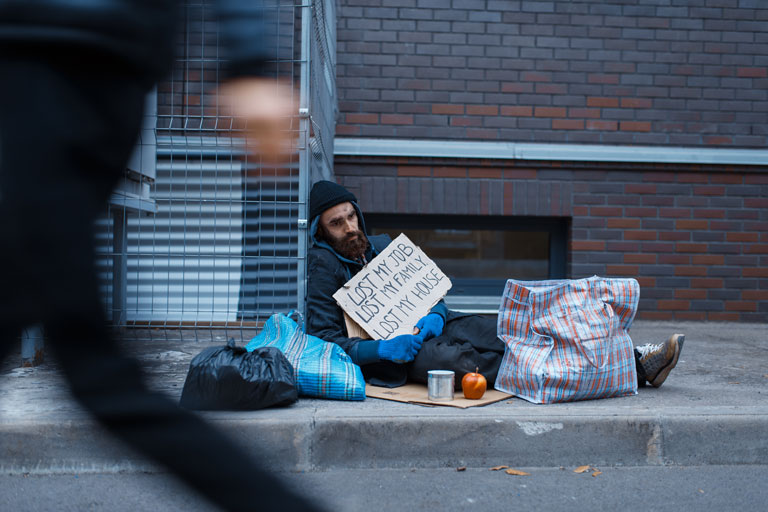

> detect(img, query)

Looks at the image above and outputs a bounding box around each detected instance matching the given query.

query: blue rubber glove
[414,313,445,341]
[377,333,424,363]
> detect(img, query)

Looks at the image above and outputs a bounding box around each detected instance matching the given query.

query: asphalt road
[1,465,766,512]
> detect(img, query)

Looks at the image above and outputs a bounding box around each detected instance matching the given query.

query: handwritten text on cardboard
[333,234,452,339]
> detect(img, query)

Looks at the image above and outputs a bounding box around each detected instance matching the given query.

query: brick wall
[335,157,768,322]
[337,0,768,147]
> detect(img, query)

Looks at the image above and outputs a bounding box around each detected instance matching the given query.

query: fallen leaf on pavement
[489,465,509,471]
[591,471,602,477]
[505,469,530,476]
[574,465,591,473]
[456,466,467,472]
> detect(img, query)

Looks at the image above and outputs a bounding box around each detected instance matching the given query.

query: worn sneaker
[636,334,685,388]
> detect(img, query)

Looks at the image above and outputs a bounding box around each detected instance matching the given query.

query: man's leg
[0,56,322,511]
[635,334,685,388]
[47,319,317,511]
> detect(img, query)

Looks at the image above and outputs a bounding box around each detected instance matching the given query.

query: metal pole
[21,325,44,367]
[112,209,127,326]
[297,1,312,320]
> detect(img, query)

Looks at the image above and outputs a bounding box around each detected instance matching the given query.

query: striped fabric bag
[245,312,365,400]
[495,276,639,404]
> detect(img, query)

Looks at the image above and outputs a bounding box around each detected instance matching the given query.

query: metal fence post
[297,1,312,319]
[21,325,44,367]
[111,208,128,326]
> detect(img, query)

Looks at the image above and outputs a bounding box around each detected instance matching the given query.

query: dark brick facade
[332,0,768,322]
[337,0,768,147]
[335,157,768,322]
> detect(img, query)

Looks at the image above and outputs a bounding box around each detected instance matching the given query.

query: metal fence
[95,0,337,341]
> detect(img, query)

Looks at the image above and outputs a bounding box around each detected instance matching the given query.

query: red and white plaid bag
[495,276,639,404]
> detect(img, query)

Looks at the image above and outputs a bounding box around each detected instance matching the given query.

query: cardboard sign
[333,234,452,340]
[366,383,513,409]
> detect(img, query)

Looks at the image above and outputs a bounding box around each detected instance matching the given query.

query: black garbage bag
[180,340,298,410]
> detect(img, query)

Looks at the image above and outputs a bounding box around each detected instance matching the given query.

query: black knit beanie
[309,180,357,221]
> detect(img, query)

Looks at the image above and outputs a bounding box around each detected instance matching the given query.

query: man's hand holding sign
[333,234,452,362]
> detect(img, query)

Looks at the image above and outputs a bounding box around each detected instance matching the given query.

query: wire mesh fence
[95,0,337,342]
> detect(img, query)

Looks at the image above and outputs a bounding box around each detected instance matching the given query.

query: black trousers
[362,313,506,388]
[0,55,320,512]
[408,314,506,389]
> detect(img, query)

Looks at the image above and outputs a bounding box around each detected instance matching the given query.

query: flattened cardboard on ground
[366,383,513,408]
[333,233,452,340]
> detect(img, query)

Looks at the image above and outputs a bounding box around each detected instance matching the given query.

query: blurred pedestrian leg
[0,52,321,512]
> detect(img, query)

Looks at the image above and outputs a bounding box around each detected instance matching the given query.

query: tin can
[427,370,455,401]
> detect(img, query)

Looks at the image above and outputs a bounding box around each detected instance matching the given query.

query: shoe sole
[649,334,684,388]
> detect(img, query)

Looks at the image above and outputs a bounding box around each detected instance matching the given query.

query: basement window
[365,214,568,313]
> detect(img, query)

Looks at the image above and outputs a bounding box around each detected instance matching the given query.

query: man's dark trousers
[0,54,318,512]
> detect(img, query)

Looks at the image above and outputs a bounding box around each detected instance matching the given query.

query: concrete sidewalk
[1,321,766,474]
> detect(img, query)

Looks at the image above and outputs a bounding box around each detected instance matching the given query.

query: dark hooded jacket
[306,201,447,369]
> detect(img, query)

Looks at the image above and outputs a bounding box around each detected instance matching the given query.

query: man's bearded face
[324,226,369,261]
[318,202,369,261]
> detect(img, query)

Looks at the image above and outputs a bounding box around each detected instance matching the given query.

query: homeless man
[305,180,684,390]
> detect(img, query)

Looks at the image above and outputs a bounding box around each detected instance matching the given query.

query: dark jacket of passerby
[0,0,273,81]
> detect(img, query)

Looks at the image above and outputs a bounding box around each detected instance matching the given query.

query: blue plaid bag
[495,276,639,404]
[246,312,365,400]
